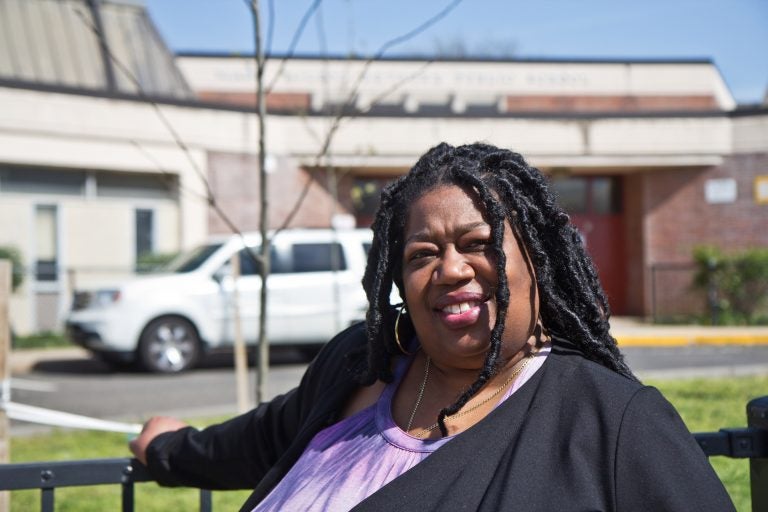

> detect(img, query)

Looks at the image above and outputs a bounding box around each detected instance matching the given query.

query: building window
[350,177,395,227]
[550,176,622,215]
[550,177,588,214]
[1,167,85,196]
[135,209,154,260]
[98,172,177,200]
[592,177,622,214]
[35,205,58,281]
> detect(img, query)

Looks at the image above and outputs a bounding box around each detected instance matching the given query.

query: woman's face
[401,184,537,369]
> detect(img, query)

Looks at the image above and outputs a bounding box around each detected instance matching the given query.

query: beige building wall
[1,55,764,329]
[0,87,214,333]
[178,57,736,111]
[0,191,181,333]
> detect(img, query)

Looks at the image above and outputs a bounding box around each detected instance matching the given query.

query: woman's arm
[134,322,368,490]
[141,386,305,489]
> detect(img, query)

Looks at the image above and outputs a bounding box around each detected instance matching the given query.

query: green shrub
[693,246,768,324]
[0,245,24,291]
[12,331,70,349]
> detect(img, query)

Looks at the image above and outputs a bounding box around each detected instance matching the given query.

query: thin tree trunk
[250,0,270,404]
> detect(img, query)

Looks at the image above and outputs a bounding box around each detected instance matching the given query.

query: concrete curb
[615,334,768,347]
[610,320,768,347]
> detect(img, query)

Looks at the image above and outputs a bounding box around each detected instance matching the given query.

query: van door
[268,241,349,343]
[213,246,269,345]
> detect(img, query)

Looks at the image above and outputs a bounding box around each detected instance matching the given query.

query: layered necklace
[405,347,538,438]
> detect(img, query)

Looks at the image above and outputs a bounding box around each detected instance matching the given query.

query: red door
[551,176,627,315]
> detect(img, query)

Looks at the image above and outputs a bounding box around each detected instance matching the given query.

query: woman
[131,143,734,511]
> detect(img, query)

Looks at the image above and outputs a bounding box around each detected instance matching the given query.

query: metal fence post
[749,396,768,511]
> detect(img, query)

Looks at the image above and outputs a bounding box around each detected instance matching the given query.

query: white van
[66,229,372,372]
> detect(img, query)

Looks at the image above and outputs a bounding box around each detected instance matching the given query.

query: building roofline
[175,51,715,66]
[730,104,768,117]
[4,79,759,120]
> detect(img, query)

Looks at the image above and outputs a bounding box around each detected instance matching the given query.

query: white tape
[0,378,10,403]
[1,401,142,434]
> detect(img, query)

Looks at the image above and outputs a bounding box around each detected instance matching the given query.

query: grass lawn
[12,331,71,350]
[8,375,766,511]
[8,418,251,511]
[647,375,767,512]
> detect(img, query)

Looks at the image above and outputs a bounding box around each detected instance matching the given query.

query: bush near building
[0,245,24,291]
[693,246,768,325]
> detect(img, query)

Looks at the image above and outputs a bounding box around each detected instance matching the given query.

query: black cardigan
[146,323,734,511]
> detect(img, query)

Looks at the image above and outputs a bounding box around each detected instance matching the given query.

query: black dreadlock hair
[361,142,636,436]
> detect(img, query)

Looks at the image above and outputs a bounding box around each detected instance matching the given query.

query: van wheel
[138,317,201,373]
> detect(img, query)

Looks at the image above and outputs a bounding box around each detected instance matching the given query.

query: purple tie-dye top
[253,344,550,512]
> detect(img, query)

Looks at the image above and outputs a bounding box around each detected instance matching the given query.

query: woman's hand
[129,416,188,466]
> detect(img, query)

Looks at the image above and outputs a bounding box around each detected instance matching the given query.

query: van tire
[138,316,201,373]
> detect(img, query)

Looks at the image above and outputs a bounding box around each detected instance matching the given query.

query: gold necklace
[406,348,538,438]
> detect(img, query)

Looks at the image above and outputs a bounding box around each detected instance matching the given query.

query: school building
[0,0,766,333]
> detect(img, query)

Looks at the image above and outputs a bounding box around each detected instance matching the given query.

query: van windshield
[165,243,223,273]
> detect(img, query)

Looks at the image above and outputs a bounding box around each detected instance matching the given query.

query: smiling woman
[396,185,540,436]
[130,142,735,512]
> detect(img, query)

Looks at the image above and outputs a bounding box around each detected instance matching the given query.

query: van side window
[238,246,280,276]
[289,243,347,273]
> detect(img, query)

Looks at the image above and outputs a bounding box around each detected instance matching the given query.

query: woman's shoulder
[540,337,683,435]
[546,336,645,401]
[320,321,368,360]
[304,322,369,382]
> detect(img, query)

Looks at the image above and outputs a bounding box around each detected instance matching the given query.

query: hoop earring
[394,304,414,355]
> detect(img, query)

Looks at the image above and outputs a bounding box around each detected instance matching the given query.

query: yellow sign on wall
[756,176,768,204]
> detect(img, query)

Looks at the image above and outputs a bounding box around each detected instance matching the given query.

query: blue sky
[145,0,767,105]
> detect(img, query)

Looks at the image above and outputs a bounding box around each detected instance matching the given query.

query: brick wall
[196,91,311,112]
[641,152,768,317]
[206,152,351,234]
[645,153,768,262]
[506,94,718,113]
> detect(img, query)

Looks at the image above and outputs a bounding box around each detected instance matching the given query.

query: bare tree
[79,0,465,405]
[247,0,270,403]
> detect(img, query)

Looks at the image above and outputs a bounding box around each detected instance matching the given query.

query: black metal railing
[1,396,767,511]
[0,458,211,512]
[693,395,768,511]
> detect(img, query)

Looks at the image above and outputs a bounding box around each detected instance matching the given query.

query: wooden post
[230,254,250,413]
[0,260,12,511]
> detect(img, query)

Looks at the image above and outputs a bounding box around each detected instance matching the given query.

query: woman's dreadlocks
[361,142,636,436]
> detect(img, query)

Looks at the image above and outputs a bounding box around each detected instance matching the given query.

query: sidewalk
[9,347,91,375]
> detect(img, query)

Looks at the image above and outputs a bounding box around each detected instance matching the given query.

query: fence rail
[1,396,766,511]
[0,458,211,512]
